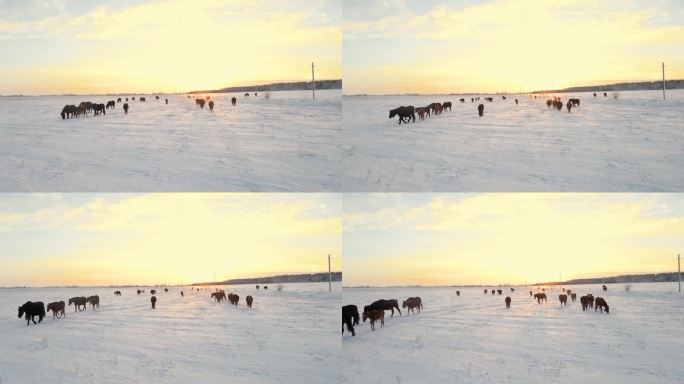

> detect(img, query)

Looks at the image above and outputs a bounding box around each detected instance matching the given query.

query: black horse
[18,301,45,326]
[93,103,106,116]
[106,100,116,109]
[442,101,452,111]
[123,103,129,114]
[389,106,416,124]
[478,104,484,117]
[364,299,401,317]
[595,297,609,313]
[151,296,157,309]
[342,305,360,336]
[208,100,214,111]
[114,291,122,296]
[231,97,237,106]
[61,105,78,119]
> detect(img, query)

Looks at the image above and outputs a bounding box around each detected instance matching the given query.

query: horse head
[18,306,24,318]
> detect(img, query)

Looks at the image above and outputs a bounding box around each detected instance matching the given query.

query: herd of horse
[342,285,611,336]
[60,92,250,120]
[387,91,613,124]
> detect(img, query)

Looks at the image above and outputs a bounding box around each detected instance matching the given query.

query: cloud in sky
[343,0,684,94]
[343,193,684,286]
[0,193,341,286]
[0,0,341,94]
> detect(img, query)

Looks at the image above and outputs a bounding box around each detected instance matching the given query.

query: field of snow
[0,282,340,384]
[0,90,341,192]
[342,283,684,384]
[342,90,684,191]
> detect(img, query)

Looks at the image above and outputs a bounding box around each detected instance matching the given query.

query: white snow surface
[341,90,684,191]
[0,282,340,384]
[0,90,341,191]
[342,283,684,384]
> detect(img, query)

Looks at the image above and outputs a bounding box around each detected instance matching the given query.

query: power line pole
[660,62,667,100]
[328,254,332,292]
[312,62,316,100]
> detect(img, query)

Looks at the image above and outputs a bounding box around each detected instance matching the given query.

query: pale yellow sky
[0,194,341,286]
[343,0,684,94]
[0,0,341,94]
[343,194,684,286]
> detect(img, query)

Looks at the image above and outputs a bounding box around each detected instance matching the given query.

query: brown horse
[47,301,65,319]
[212,291,226,302]
[364,299,401,317]
[363,309,384,331]
[534,293,547,303]
[559,294,568,306]
[415,107,429,120]
[208,101,214,111]
[570,293,577,302]
[246,295,253,308]
[123,103,129,114]
[87,295,100,310]
[402,297,422,314]
[69,296,87,311]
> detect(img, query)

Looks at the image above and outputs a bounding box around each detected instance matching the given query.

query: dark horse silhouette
[208,101,214,111]
[534,293,547,303]
[342,305,360,336]
[580,295,589,310]
[212,291,226,302]
[61,105,78,119]
[246,295,253,308]
[196,99,205,108]
[69,296,87,311]
[150,289,157,295]
[47,301,65,319]
[114,291,122,296]
[571,292,577,302]
[478,104,484,117]
[93,103,106,116]
[123,103,129,114]
[595,297,609,313]
[151,296,157,309]
[505,296,511,308]
[442,102,452,111]
[87,295,100,310]
[364,299,401,317]
[402,297,422,314]
[231,97,237,106]
[106,100,116,109]
[389,106,416,124]
[559,294,568,306]
[18,301,46,326]
[228,293,239,306]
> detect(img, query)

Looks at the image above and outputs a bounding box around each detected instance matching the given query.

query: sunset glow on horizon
[0,194,341,287]
[343,0,684,94]
[343,194,684,286]
[0,0,341,95]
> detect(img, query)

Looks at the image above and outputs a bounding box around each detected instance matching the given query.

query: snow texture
[342,283,684,384]
[342,90,684,191]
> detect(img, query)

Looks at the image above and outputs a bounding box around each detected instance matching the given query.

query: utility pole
[328,254,332,292]
[678,254,681,293]
[662,62,666,101]
[312,62,316,100]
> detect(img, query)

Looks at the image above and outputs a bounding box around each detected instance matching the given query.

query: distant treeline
[193,272,342,286]
[533,80,684,94]
[190,80,342,94]
[537,272,681,286]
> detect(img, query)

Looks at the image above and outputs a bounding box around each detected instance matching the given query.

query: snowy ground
[0,90,341,191]
[341,90,684,191]
[342,283,684,384]
[0,282,340,384]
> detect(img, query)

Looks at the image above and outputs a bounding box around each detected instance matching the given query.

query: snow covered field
[0,90,341,192]
[0,282,340,384]
[341,90,684,191]
[342,283,684,384]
